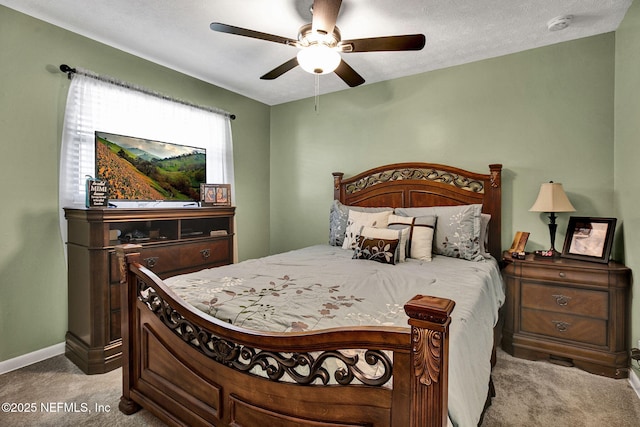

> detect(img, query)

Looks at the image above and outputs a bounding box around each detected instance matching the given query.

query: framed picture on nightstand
[508,231,530,254]
[561,216,616,263]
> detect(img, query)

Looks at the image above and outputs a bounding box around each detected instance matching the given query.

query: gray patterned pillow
[395,204,484,261]
[329,200,393,246]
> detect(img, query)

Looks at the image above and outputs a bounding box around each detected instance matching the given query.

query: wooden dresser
[64,206,235,374]
[501,252,630,378]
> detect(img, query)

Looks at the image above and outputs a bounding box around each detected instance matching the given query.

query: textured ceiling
[1,0,633,105]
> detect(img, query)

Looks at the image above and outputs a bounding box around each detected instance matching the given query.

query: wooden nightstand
[501,252,631,378]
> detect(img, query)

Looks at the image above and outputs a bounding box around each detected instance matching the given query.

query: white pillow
[388,214,436,261]
[329,200,393,246]
[342,210,392,250]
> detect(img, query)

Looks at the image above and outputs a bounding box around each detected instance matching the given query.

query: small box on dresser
[502,252,631,379]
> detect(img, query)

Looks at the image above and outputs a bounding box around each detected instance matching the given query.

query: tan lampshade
[529,182,575,213]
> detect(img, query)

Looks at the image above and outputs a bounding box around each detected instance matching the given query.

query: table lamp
[529,181,575,256]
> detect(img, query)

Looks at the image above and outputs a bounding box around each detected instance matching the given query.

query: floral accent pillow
[353,236,399,265]
[359,225,409,263]
[329,200,392,246]
[341,209,392,250]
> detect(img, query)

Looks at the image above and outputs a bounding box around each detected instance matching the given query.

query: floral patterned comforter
[164,244,504,427]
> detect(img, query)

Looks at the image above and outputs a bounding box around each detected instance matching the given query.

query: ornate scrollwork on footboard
[345,167,485,195]
[136,279,393,387]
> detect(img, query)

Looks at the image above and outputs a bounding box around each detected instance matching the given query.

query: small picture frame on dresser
[561,216,616,263]
[508,231,530,254]
[201,183,231,206]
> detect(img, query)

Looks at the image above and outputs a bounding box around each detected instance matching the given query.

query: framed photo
[508,231,530,254]
[201,183,231,206]
[561,217,616,263]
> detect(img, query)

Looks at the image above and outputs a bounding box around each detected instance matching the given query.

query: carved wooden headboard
[333,163,502,259]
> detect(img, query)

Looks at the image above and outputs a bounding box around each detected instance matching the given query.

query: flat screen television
[95,131,206,201]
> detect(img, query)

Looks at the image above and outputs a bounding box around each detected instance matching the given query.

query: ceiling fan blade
[341,34,426,52]
[210,22,297,46]
[311,0,342,36]
[334,59,365,87]
[260,57,299,80]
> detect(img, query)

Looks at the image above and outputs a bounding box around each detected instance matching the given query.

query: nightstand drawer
[521,308,607,346]
[520,264,608,286]
[521,282,608,319]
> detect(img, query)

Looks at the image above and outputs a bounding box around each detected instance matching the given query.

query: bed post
[332,172,344,201]
[115,244,143,416]
[404,295,455,427]
[486,164,502,259]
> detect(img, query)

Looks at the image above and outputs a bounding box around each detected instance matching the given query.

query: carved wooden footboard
[117,162,502,426]
[117,244,455,426]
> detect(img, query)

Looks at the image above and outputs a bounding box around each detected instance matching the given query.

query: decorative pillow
[342,209,393,250]
[395,205,483,261]
[480,213,491,259]
[353,236,399,265]
[359,225,409,263]
[329,200,393,246]
[388,214,436,261]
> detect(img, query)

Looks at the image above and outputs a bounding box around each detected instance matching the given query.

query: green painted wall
[270,34,615,259]
[3,2,638,365]
[615,0,640,352]
[0,5,271,362]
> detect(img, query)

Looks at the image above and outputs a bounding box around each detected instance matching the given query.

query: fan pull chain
[314,74,320,113]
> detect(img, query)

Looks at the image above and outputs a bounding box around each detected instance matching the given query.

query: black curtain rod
[59,64,236,120]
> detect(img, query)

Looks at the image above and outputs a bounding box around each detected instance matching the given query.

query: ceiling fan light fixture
[297,44,341,75]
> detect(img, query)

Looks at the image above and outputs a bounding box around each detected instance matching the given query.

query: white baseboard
[0,342,65,376]
[630,367,640,400]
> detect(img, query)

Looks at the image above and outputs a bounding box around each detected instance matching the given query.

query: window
[59,71,234,240]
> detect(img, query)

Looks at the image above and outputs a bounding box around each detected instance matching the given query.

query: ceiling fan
[210,0,426,87]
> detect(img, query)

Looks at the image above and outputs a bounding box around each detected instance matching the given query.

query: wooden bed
[117,162,503,427]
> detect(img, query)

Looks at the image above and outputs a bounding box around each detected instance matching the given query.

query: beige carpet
[0,355,161,427]
[1,348,639,426]
[482,349,640,426]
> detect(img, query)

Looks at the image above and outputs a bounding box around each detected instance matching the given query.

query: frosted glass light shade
[297,45,341,75]
[529,182,575,213]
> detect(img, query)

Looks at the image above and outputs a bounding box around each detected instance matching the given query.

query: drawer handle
[558,272,566,278]
[144,257,159,269]
[200,249,211,259]
[552,294,571,306]
[552,320,571,332]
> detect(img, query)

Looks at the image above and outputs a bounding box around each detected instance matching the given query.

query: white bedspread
[164,244,504,427]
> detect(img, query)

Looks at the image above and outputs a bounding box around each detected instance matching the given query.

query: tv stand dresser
[64,206,235,374]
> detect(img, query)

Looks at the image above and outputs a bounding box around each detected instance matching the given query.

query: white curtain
[59,71,234,243]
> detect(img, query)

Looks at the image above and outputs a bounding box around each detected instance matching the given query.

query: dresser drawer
[110,245,182,280]
[109,238,232,281]
[179,239,231,269]
[521,282,608,319]
[520,264,608,286]
[521,308,607,346]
